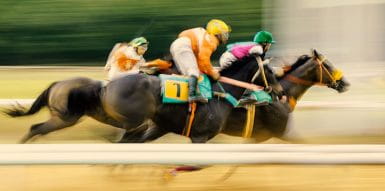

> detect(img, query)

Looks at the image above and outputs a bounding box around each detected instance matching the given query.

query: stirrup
[189,95,208,103]
[238,99,268,107]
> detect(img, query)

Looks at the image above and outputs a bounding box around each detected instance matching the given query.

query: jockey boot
[188,76,208,103]
[238,89,269,107]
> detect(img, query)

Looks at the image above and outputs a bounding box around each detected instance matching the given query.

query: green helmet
[130,37,149,47]
[253,31,275,44]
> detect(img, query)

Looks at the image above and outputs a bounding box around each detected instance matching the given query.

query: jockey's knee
[187,69,200,78]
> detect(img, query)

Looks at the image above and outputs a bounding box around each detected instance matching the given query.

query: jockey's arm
[219,51,237,70]
[198,47,220,80]
[143,59,172,70]
[248,44,264,57]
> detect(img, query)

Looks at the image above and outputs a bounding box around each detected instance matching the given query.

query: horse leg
[119,121,167,143]
[141,126,167,142]
[20,115,80,143]
[118,121,150,143]
[253,129,274,143]
[190,135,209,143]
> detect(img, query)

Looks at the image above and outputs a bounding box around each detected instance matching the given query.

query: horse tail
[4,82,57,117]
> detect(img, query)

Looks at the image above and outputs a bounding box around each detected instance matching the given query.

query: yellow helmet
[206,19,231,36]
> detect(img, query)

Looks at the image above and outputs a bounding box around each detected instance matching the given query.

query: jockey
[218,31,282,105]
[170,19,231,103]
[219,30,275,70]
[104,37,149,80]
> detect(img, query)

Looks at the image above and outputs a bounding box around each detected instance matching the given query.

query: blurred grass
[0,67,104,98]
[0,0,264,65]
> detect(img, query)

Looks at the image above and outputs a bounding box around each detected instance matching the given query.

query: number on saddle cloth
[159,74,212,103]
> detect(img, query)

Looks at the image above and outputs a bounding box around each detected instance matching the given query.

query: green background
[0,0,263,65]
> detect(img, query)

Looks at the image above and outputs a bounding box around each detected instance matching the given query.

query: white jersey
[104,43,146,80]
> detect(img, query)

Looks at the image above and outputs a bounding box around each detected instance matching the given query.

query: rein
[218,77,264,91]
[283,57,339,87]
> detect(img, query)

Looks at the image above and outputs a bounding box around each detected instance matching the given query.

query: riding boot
[238,89,268,107]
[188,76,208,103]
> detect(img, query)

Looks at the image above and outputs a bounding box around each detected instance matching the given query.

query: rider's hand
[263,58,271,64]
[264,86,273,93]
[211,70,221,81]
[272,66,284,77]
[280,95,287,103]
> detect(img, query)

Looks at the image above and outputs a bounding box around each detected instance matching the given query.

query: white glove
[263,58,271,64]
[272,67,285,77]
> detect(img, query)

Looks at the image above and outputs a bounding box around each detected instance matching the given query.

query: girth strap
[242,104,256,138]
[182,102,197,137]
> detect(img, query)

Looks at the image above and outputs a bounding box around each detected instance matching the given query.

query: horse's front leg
[190,135,209,143]
[119,121,166,143]
[190,117,224,143]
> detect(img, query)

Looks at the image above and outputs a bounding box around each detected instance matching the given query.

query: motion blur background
[1,1,385,190]
[0,0,384,64]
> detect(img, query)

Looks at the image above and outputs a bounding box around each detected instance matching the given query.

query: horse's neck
[281,81,311,100]
[219,67,257,99]
[280,65,315,101]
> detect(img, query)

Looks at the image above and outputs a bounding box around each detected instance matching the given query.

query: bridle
[283,56,343,87]
[283,56,344,111]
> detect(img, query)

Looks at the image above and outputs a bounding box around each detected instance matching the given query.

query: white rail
[0,144,385,165]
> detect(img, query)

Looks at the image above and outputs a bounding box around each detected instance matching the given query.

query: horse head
[282,49,350,94]
[311,49,350,93]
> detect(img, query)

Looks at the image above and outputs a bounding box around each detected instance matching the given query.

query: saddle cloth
[159,74,212,103]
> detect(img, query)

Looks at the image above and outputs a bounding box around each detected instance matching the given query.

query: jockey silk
[170,27,219,78]
[105,43,146,80]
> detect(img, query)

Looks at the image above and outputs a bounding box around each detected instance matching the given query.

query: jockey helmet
[253,31,275,44]
[206,19,231,36]
[130,37,149,48]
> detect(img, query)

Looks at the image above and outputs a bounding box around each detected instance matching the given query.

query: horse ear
[311,48,320,59]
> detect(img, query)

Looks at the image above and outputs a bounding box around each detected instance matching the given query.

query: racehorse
[223,49,350,142]
[102,56,281,143]
[3,56,281,143]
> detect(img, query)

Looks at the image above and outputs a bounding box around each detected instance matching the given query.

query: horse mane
[280,54,311,76]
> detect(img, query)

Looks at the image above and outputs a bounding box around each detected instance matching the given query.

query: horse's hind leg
[20,116,80,143]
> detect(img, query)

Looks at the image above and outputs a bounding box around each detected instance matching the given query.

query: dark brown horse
[223,49,350,142]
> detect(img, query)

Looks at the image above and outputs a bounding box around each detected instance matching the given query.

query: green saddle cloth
[250,90,272,103]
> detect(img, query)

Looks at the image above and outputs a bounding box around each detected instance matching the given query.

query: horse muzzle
[330,78,350,93]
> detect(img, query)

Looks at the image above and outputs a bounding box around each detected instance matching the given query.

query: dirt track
[1,164,385,191]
